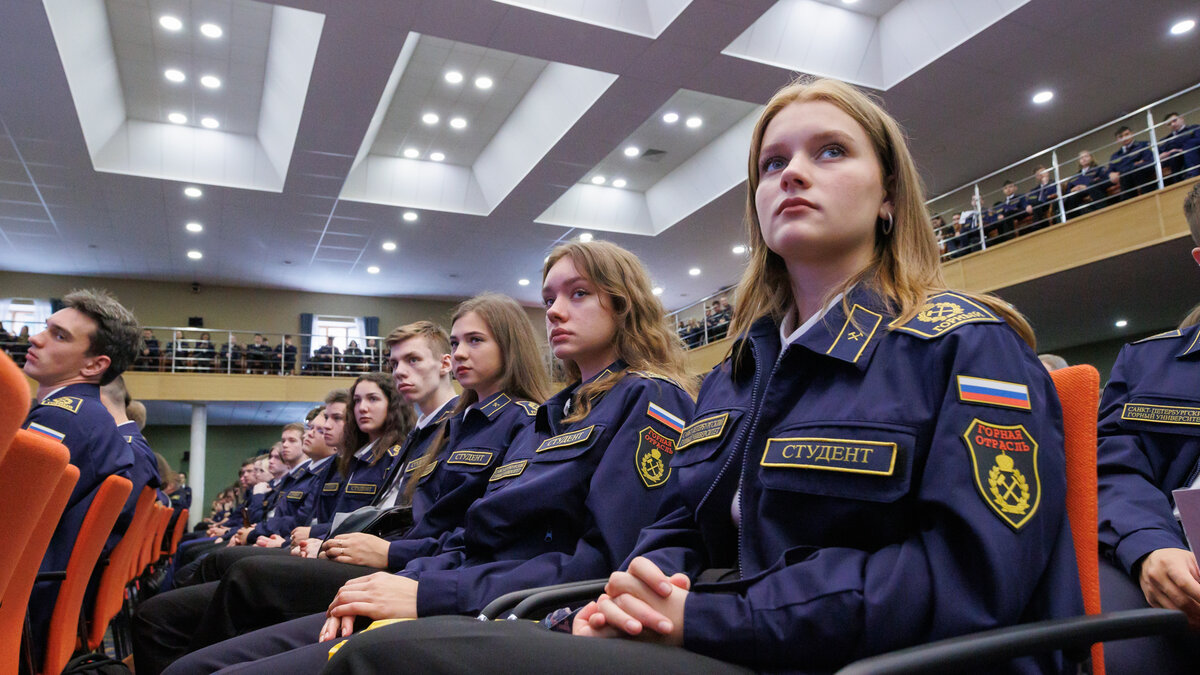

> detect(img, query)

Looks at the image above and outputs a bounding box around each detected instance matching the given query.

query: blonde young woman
[323,78,1084,674]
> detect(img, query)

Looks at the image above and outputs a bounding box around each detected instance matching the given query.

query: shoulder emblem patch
[27,421,66,442]
[957,375,1031,410]
[677,413,730,451]
[447,450,495,466]
[386,444,401,457]
[515,400,539,416]
[480,393,511,418]
[636,426,675,489]
[1121,403,1200,426]
[41,396,83,414]
[891,292,1001,339]
[434,408,456,425]
[489,459,528,482]
[646,402,684,433]
[536,425,595,453]
[1133,329,1182,344]
[963,419,1040,530]
[630,370,682,389]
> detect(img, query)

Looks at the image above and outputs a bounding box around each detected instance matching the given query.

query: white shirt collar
[780,292,845,348]
[355,439,378,461]
[307,454,334,472]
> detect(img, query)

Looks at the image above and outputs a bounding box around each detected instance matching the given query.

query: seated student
[1096,183,1200,674]
[1024,166,1058,232]
[138,327,161,371]
[955,195,986,254]
[167,330,192,371]
[271,335,298,375]
[989,179,1028,244]
[158,241,697,674]
[1108,125,1156,200]
[245,334,270,373]
[1159,112,1200,183]
[311,336,341,375]
[160,296,552,671]
[343,339,365,372]
[323,76,1084,675]
[1064,149,1110,217]
[362,338,380,371]
[100,375,163,539]
[21,288,140,664]
[194,332,216,371]
[218,336,243,373]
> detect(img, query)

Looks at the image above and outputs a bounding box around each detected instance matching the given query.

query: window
[0,298,52,338]
[311,315,367,353]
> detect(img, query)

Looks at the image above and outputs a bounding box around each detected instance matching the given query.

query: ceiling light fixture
[612,178,627,188]
[367,266,380,274]
[652,287,663,296]
[842,0,859,4]
[187,250,203,260]
[474,76,493,90]
[662,112,679,124]
[449,117,467,129]
[199,23,223,38]
[402,211,418,222]
[200,117,219,129]
[382,241,397,251]
[578,233,594,243]
[159,15,183,31]
[184,186,202,198]
[164,69,186,83]
[590,176,606,185]
[444,70,463,84]
[422,112,439,125]
[403,148,420,159]
[518,278,530,286]
[185,222,203,233]
[168,112,188,124]
[1170,19,1195,34]
[1032,90,1054,104]
[200,75,221,89]
[732,245,746,254]
[685,116,703,129]
[1115,319,1128,328]
[430,152,445,162]
[688,267,701,276]
[623,145,640,157]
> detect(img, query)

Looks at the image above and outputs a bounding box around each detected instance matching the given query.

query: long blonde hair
[732,77,1034,347]
[403,293,552,501]
[543,241,698,422]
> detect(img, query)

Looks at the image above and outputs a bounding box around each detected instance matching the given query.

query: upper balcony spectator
[135,327,160,371]
[989,179,1028,244]
[1159,112,1200,184]
[1023,166,1059,233]
[1063,149,1111,217]
[245,333,272,374]
[194,332,216,372]
[1108,125,1156,201]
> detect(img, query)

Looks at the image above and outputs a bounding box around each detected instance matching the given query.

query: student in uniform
[1063,149,1109,217]
[323,76,1084,675]
[1108,125,1156,200]
[159,241,697,674]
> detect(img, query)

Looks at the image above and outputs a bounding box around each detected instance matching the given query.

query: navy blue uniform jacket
[251,458,333,540]
[629,290,1082,672]
[1097,325,1200,575]
[308,440,405,540]
[402,365,695,617]
[1109,140,1152,175]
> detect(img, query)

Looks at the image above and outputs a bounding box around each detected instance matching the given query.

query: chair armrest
[510,580,610,621]
[835,608,1188,675]
[478,579,608,621]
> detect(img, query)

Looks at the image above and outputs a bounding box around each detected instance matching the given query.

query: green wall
[146,425,284,513]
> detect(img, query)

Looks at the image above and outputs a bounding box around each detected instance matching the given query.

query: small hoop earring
[881,213,894,236]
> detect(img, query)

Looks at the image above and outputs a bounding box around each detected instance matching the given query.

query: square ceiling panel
[43,0,323,192]
[490,0,692,38]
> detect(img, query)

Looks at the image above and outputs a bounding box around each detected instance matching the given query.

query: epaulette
[515,400,539,416]
[629,370,682,389]
[40,396,84,414]
[890,292,1001,339]
[1132,329,1182,344]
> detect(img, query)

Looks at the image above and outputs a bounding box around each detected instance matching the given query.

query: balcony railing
[127,328,387,376]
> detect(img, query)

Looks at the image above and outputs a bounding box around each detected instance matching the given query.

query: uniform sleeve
[1096,345,1187,574]
[412,381,696,617]
[680,326,1075,669]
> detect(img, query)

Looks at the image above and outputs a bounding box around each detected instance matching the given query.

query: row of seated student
[134,330,383,375]
[675,296,733,348]
[21,77,1200,675]
[937,112,1200,260]
[0,322,31,365]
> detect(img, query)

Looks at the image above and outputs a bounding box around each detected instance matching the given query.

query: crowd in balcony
[127,329,386,375]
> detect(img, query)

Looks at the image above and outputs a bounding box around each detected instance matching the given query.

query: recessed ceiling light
[732,245,746,254]
[199,23,223,38]
[403,148,420,159]
[200,75,221,89]
[590,176,606,185]
[164,69,186,83]
[168,112,188,124]
[1031,90,1054,105]
[612,178,627,188]
[430,152,445,162]
[185,222,203,233]
[200,117,219,129]
[184,186,202,198]
[382,241,397,251]
[367,266,380,274]
[1115,319,1128,328]
[652,287,663,296]
[578,233,594,243]
[422,112,439,125]
[623,145,640,158]
[688,267,701,276]
[402,211,418,222]
[842,0,859,4]
[449,117,467,130]
[474,76,493,90]
[1170,19,1195,34]
[685,116,703,129]
[159,15,183,31]
[444,70,463,84]
[187,250,203,260]
[662,112,679,124]
[518,278,530,286]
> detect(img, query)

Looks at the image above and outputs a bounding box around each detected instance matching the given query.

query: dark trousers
[1098,558,1200,674]
[197,545,291,583]
[133,581,222,675]
[324,615,753,675]
[164,612,329,675]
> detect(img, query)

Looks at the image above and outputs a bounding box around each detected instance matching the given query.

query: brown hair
[384,321,452,360]
[283,421,306,436]
[732,77,1035,347]
[339,372,415,477]
[63,288,142,384]
[404,293,553,500]
[543,240,698,423]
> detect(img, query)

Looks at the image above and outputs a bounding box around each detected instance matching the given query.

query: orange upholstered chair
[0,350,30,466]
[167,508,190,557]
[40,474,132,675]
[0,464,77,674]
[0,429,70,601]
[86,486,156,652]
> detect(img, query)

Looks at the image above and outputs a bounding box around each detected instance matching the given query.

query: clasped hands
[572,556,688,646]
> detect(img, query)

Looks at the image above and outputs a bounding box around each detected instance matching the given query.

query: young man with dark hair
[1098,182,1200,672]
[21,288,141,660]
[1159,112,1200,183]
[989,178,1027,244]
[1108,124,1156,200]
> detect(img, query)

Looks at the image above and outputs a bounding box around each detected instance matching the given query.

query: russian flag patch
[957,376,1031,410]
[646,402,684,433]
[28,422,66,442]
